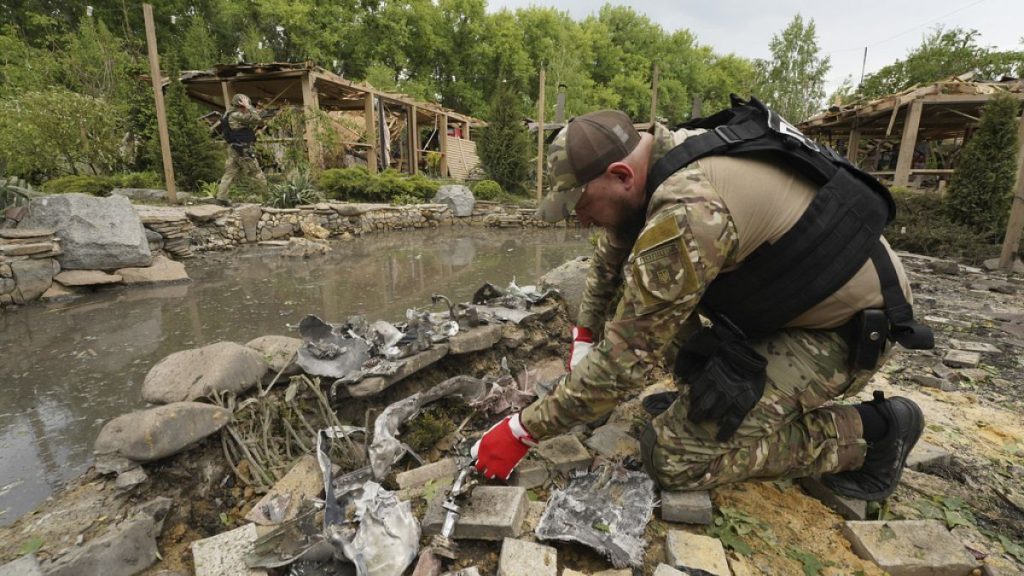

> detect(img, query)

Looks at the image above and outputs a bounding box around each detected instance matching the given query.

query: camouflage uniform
[521,124,878,490]
[217,107,267,200]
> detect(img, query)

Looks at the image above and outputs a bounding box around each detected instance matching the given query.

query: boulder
[236,204,262,243]
[539,257,590,323]
[432,185,475,217]
[18,194,152,270]
[10,259,54,303]
[116,255,190,285]
[94,402,231,462]
[142,341,267,403]
[245,335,303,377]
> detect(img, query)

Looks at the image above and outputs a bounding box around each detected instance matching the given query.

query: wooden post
[894,100,923,188]
[536,66,546,200]
[463,121,470,141]
[142,4,177,204]
[691,95,702,119]
[300,72,321,168]
[650,63,659,125]
[847,126,861,166]
[998,107,1024,269]
[220,81,234,110]
[364,93,377,174]
[439,114,449,178]
[408,105,419,175]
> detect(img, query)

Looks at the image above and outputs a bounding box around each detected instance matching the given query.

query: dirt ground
[1,253,1022,575]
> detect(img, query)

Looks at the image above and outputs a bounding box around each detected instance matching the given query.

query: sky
[485,0,1024,94]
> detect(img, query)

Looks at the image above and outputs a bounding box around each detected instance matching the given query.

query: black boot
[821,391,924,501]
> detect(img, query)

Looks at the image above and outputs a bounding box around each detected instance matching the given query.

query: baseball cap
[537,110,640,223]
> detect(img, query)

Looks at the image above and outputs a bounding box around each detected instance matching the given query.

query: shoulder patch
[630,212,698,312]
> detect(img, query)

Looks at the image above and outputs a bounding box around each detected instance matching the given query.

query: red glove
[569,326,594,370]
[471,413,536,480]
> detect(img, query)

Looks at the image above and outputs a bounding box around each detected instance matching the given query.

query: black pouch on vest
[846,309,889,370]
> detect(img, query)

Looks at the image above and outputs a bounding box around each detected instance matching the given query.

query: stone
[412,549,442,576]
[191,523,268,576]
[432,185,476,217]
[661,490,713,525]
[931,362,959,382]
[423,486,528,540]
[11,259,54,303]
[144,227,164,249]
[348,344,449,397]
[448,324,503,354]
[396,457,458,490]
[510,458,550,489]
[0,556,43,576]
[185,204,230,222]
[665,530,731,576]
[523,500,547,534]
[906,441,952,471]
[110,187,177,202]
[19,194,152,270]
[943,349,981,369]
[116,255,190,285]
[236,204,262,243]
[535,434,592,475]
[114,467,148,490]
[497,538,557,576]
[842,520,979,576]
[928,260,960,275]
[0,242,52,256]
[54,269,122,286]
[0,227,55,239]
[585,423,641,460]
[983,257,1024,274]
[652,564,689,576]
[245,335,303,378]
[39,283,80,302]
[798,477,867,521]
[94,402,231,462]
[142,341,268,403]
[44,515,160,576]
[245,455,327,525]
[947,339,1000,354]
[0,277,13,294]
[910,373,957,392]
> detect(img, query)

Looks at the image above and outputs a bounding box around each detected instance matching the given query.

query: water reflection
[0,227,592,525]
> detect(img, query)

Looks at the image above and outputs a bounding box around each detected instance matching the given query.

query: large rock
[43,514,161,576]
[432,185,475,217]
[142,341,268,403]
[94,401,231,462]
[10,259,54,303]
[245,335,303,377]
[539,257,590,323]
[116,255,190,285]
[236,204,262,243]
[843,520,979,576]
[18,194,152,270]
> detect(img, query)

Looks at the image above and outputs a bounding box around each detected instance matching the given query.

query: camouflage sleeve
[521,173,737,439]
[230,109,262,130]
[576,230,632,335]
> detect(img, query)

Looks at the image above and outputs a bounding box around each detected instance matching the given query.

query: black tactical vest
[221,111,257,147]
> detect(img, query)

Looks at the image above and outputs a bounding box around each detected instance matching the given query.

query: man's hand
[569,326,594,370]
[471,413,535,480]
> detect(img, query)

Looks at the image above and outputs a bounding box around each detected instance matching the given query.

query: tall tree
[477,79,531,195]
[753,15,830,123]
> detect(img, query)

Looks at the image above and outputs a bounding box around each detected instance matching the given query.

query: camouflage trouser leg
[642,328,876,491]
[217,150,267,200]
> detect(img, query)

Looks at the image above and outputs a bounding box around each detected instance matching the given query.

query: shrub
[366,169,414,202]
[319,166,374,201]
[111,171,163,189]
[887,189,999,263]
[472,179,503,201]
[41,175,115,196]
[269,170,323,208]
[407,174,441,201]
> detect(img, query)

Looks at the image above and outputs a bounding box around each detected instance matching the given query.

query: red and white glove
[471,413,536,480]
[569,326,594,370]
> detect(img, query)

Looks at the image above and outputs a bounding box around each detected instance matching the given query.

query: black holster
[840,309,889,371]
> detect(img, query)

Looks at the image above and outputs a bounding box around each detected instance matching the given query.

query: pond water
[0,227,593,526]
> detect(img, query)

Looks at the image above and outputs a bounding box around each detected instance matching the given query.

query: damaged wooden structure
[800,75,1024,271]
[180,62,485,179]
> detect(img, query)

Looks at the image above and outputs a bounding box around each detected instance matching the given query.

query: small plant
[425,151,442,177]
[270,170,323,208]
[390,193,423,206]
[1,176,38,209]
[407,173,440,200]
[471,179,503,201]
[319,166,374,201]
[40,174,115,196]
[111,171,163,189]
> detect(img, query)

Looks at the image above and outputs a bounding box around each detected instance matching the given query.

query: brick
[536,434,592,476]
[905,441,952,471]
[423,486,528,540]
[245,455,330,525]
[661,490,713,525]
[943,349,981,369]
[585,423,640,460]
[842,520,979,576]
[523,500,547,535]
[510,458,550,489]
[396,458,458,490]
[910,373,957,392]
[448,324,503,354]
[947,339,1000,354]
[652,564,689,576]
[191,523,268,576]
[665,530,731,576]
[0,556,43,576]
[498,538,557,576]
[798,477,867,521]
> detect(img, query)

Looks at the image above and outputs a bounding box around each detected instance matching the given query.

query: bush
[111,171,163,189]
[269,170,323,208]
[319,166,373,201]
[471,179,503,201]
[887,189,999,263]
[41,175,115,196]
[407,173,441,200]
[366,169,414,201]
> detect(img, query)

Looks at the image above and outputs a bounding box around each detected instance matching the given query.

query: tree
[944,93,1021,238]
[477,79,531,195]
[753,15,830,123]
[155,75,224,191]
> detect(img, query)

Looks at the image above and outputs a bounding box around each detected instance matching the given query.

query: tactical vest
[221,111,257,147]
[646,95,933,352]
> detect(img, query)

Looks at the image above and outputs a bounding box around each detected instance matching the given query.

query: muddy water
[0,227,593,525]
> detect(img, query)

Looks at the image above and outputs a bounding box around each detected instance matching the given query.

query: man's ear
[607,162,636,188]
